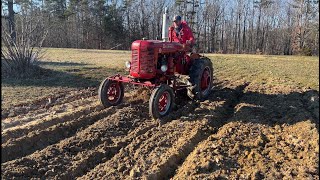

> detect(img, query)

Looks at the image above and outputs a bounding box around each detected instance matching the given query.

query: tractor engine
[128,39,183,80]
[129,40,157,79]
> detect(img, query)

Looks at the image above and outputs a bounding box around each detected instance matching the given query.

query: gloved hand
[182,44,191,52]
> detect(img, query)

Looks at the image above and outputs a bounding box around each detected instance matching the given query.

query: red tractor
[98,11,213,119]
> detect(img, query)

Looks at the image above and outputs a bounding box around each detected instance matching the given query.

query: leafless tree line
[2,0,319,55]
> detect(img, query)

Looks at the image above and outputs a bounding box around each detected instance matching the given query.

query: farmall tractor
[98,9,213,119]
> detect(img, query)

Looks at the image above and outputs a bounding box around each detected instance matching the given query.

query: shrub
[301,46,313,56]
[1,15,48,78]
[256,48,262,55]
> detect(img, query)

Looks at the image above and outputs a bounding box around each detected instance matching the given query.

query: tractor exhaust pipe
[162,7,169,42]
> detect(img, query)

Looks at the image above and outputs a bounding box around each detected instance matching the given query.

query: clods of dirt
[1,81,319,179]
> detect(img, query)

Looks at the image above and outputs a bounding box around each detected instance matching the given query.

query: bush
[301,47,313,56]
[1,15,48,78]
[1,43,43,78]
[256,48,262,55]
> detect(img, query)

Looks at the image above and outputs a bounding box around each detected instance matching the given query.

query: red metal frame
[107,74,191,92]
[107,74,156,87]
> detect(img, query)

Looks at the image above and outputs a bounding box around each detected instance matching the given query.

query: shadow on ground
[170,81,319,179]
[2,61,125,88]
[37,61,89,67]
[201,81,319,133]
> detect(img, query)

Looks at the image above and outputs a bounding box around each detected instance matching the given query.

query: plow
[99,8,213,119]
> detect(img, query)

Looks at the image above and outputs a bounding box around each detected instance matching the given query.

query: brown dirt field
[1,79,319,179]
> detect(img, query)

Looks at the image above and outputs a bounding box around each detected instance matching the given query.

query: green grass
[1,48,319,108]
[1,48,129,108]
[206,54,319,91]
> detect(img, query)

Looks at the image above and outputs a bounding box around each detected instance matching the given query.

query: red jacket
[169,21,195,45]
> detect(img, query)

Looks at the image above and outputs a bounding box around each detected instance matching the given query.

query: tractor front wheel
[98,78,124,107]
[149,84,174,119]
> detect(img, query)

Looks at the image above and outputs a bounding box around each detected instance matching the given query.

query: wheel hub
[107,83,120,102]
[201,67,211,94]
[158,91,170,114]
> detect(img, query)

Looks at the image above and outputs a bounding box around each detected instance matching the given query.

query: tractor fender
[189,53,201,61]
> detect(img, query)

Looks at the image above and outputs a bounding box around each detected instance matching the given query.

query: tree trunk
[8,0,16,44]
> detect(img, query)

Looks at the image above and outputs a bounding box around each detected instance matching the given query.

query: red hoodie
[169,21,195,45]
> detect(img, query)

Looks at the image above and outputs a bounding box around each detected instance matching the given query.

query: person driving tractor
[170,15,195,47]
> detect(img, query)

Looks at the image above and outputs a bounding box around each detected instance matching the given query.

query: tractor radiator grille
[131,49,139,72]
[131,48,154,74]
[139,49,154,74]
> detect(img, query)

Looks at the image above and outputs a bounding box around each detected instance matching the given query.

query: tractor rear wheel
[98,78,124,107]
[149,84,174,119]
[187,57,213,100]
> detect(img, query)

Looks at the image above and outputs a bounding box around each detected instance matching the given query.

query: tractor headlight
[125,61,131,69]
[161,65,168,72]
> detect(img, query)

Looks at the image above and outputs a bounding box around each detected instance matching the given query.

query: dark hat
[172,15,182,22]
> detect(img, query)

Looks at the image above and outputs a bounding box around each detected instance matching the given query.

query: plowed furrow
[59,121,157,179]
[144,123,211,179]
[2,98,99,144]
[78,120,210,180]
[2,104,116,163]
[2,95,97,132]
[1,104,151,179]
[79,84,247,180]
[2,88,96,119]
[2,88,142,136]
[2,91,68,119]
[173,86,319,179]
[165,86,246,179]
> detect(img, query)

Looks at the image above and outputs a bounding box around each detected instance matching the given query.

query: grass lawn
[207,54,319,92]
[1,48,319,109]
